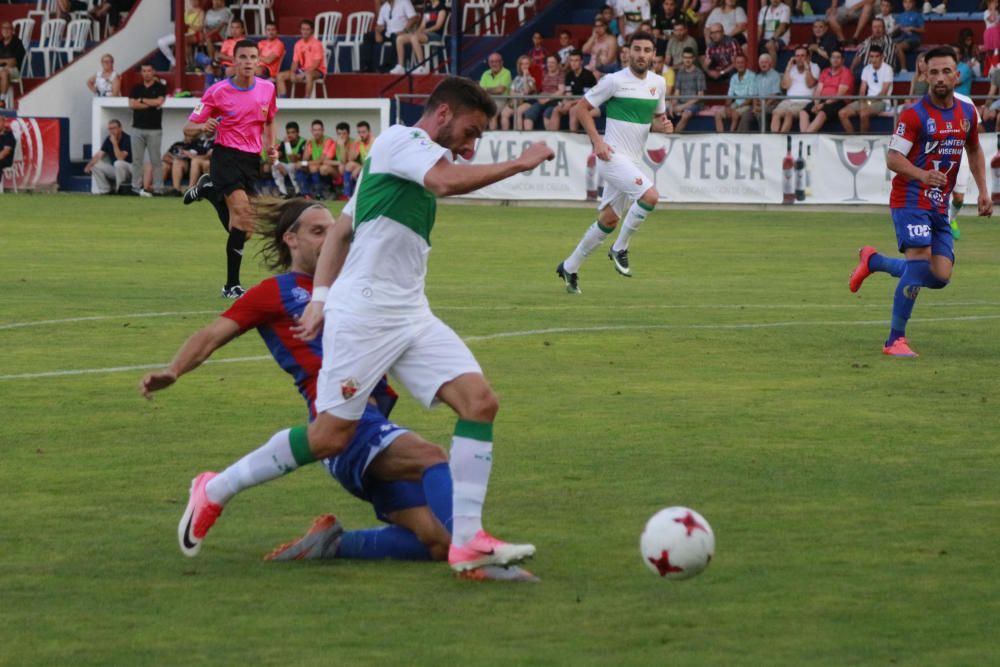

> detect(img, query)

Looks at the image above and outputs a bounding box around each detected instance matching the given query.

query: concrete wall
[18,0,170,160]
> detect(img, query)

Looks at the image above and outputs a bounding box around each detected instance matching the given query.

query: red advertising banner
[6,117,61,190]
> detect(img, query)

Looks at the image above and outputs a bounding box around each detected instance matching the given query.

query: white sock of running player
[273,169,288,195]
[949,199,962,222]
[564,221,612,274]
[450,420,494,546]
[205,426,313,505]
[612,200,654,252]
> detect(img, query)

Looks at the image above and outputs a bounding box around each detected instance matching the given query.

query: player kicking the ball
[171,77,554,575]
[556,30,672,294]
[140,198,535,580]
[848,46,992,357]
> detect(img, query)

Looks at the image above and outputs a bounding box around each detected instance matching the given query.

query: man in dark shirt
[0,115,16,170]
[128,63,167,195]
[807,19,840,70]
[545,50,597,131]
[84,119,133,194]
[0,21,26,104]
[651,0,693,56]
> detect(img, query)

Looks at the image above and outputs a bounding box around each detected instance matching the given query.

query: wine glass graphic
[831,138,878,202]
[642,137,675,188]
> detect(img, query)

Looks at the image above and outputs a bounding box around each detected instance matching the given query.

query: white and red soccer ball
[640,507,715,580]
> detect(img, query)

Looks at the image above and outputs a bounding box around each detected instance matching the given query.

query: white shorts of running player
[597,153,655,217]
[954,152,970,196]
[315,311,482,420]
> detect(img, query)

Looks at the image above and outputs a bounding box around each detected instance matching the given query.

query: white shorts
[955,151,970,195]
[315,311,482,419]
[597,153,653,217]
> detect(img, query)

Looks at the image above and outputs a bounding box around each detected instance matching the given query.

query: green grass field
[2,194,999,666]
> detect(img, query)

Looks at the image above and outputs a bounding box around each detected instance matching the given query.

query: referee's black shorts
[210,144,261,197]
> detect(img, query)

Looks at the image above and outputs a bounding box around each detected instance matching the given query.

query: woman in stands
[395,0,449,74]
[87,53,121,97]
[502,55,538,130]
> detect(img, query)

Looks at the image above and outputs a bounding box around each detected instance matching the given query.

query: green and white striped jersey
[584,68,666,162]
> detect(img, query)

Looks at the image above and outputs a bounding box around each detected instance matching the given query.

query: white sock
[450,422,494,546]
[205,428,301,505]
[949,200,962,223]
[563,221,611,274]
[612,200,653,252]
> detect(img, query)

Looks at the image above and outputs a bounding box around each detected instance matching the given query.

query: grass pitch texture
[2,195,999,666]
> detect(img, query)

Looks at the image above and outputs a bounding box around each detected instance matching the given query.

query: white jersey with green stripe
[584,67,666,163]
[327,124,450,317]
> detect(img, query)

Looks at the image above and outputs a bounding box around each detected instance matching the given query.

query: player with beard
[556,31,673,294]
[176,77,555,577]
[849,46,992,357]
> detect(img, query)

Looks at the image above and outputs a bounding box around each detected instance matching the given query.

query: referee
[184,39,277,298]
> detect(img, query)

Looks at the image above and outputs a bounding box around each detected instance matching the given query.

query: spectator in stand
[800,49,853,132]
[524,55,563,130]
[986,0,999,31]
[665,21,698,68]
[694,0,717,24]
[771,45,819,133]
[87,54,121,97]
[584,18,620,74]
[84,119,131,195]
[332,122,358,199]
[345,120,374,187]
[395,0,447,74]
[127,64,166,197]
[161,129,212,196]
[852,18,895,74]
[88,0,136,32]
[758,0,791,66]
[672,48,706,132]
[703,22,741,81]
[546,50,597,131]
[653,53,675,99]
[652,0,691,55]
[366,0,419,74]
[955,28,981,76]
[922,0,947,14]
[599,46,631,77]
[57,0,88,19]
[0,115,14,171]
[874,0,896,37]
[299,119,336,199]
[0,21,26,103]
[956,46,975,95]
[839,44,892,133]
[557,29,575,68]
[479,52,512,130]
[893,0,924,72]
[271,121,305,198]
[738,52,782,131]
[157,0,204,71]
[502,55,538,130]
[980,59,1000,125]
[214,19,246,78]
[601,4,621,39]
[707,0,749,51]
[827,0,875,44]
[256,21,286,80]
[277,20,326,98]
[907,52,929,103]
[807,19,840,70]
[617,0,653,43]
[528,32,548,68]
[201,0,234,65]
[715,52,755,131]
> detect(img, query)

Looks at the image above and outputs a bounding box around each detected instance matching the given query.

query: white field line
[2,314,999,381]
[0,310,220,331]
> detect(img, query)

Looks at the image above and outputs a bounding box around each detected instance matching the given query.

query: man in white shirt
[827,0,875,44]
[364,0,419,73]
[838,44,892,133]
[617,0,651,43]
[771,46,819,133]
[757,0,790,65]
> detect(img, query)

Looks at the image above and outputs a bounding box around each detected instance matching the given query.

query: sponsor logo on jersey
[946,121,953,130]
[926,117,936,134]
[291,286,310,303]
[635,177,643,185]
[895,122,906,136]
[341,378,359,400]
[961,118,970,133]
[649,87,657,96]
[924,140,939,154]
[193,102,205,115]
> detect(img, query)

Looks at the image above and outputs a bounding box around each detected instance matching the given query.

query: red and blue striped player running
[848,46,993,357]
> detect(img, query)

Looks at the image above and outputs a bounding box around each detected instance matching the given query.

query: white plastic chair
[315,11,342,69]
[34,18,66,78]
[500,0,536,34]
[234,0,273,35]
[0,167,17,194]
[13,17,34,77]
[334,11,373,73]
[424,11,449,72]
[462,1,496,36]
[52,18,89,69]
[26,0,58,26]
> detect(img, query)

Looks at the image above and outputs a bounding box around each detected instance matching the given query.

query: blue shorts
[891,207,955,263]
[323,403,419,522]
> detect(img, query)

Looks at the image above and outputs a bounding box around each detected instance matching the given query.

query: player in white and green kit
[175,77,555,577]
[557,30,673,293]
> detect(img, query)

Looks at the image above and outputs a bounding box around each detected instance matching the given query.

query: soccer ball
[640,507,715,580]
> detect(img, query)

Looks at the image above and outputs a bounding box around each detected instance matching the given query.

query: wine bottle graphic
[804,145,813,197]
[586,153,598,201]
[794,141,806,202]
[991,134,1000,204]
[782,135,795,204]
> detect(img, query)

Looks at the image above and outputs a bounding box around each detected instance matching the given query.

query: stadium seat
[34,17,65,78]
[315,10,342,71]
[52,17,89,70]
[334,11,373,73]
[463,0,498,36]
[500,0,537,35]
[12,17,33,78]
[234,0,274,36]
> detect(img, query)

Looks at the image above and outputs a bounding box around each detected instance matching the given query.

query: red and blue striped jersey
[889,95,979,213]
[222,272,396,420]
